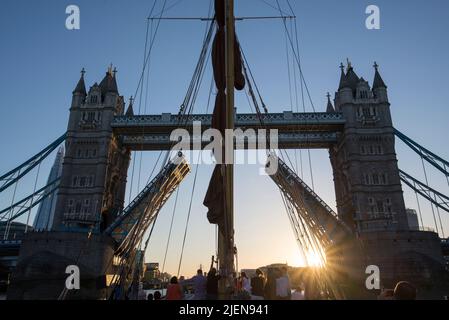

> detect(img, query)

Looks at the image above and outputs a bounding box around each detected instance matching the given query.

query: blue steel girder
[111,112,344,151]
[0,178,60,223]
[399,169,449,214]
[267,154,353,247]
[118,132,339,151]
[0,133,66,193]
[395,128,449,177]
[106,154,190,249]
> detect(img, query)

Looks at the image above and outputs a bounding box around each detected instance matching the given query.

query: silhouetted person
[206,268,221,300]
[251,269,265,298]
[147,293,154,300]
[154,291,162,300]
[377,289,394,300]
[264,268,279,300]
[191,269,207,300]
[276,267,291,300]
[393,281,417,300]
[166,276,183,300]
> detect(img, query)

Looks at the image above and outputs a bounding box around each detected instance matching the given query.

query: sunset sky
[0,0,448,277]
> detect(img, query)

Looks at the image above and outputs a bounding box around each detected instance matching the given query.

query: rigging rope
[176,48,214,276]
[161,187,180,275]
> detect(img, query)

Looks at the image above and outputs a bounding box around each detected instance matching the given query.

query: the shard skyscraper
[33,147,64,231]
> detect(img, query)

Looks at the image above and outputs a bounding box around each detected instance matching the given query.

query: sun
[305,250,325,268]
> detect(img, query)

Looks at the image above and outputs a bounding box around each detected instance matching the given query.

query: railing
[112,111,345,127]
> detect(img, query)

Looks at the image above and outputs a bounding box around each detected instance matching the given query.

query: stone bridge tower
[52,68,131,232]
[329,62,409,234]
[7,68,133,300]
[329,63,444,291]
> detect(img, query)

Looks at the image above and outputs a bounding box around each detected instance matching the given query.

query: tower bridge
[2,62,448,299]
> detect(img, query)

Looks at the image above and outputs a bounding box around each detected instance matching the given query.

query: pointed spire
[373,62,387,89]
[125,96,134,116]
[346,58,352,72]
[100,65,118,94]
[73,68,87,95]
[343,59,360,93]
[338,62,349,90]
[326,92,335,112]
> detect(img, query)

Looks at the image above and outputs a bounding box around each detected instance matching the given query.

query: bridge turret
[372,62,388,103]
[71,68,87,108]
[125,96,134,116]
[99,66,119,108]
[53,66,130,232]
[326,92,335,113]
[335,63,354,109]
[330,62,408,233]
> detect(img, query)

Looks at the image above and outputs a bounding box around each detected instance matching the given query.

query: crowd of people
[147,265,296,301]
[143,268,418,301]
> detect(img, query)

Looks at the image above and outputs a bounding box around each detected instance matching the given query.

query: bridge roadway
[111,111,345,150]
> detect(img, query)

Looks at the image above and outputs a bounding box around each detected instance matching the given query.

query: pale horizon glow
[0,0,448,278]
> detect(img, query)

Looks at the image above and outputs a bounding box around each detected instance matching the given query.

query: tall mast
[218,0,235,296]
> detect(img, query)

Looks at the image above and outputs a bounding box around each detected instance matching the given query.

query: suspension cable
[4,175,20,240]
[420,155,440,234]
[25,162,41,233]
[413,188,425,229]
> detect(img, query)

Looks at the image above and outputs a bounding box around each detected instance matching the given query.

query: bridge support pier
[7,231,116,300]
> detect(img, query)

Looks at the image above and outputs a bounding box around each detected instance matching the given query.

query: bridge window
[79,177,86,187]
[376,145,383,154]
[67,199,74,214]
[82,199,90,214]
[360,91,368,99]
[362,108,370,117]
[377,201,384,213]
[72,176,78,187]
[363,174,370,185]
[368,197,376,215]
[90,95,98,104]
[380,173,387,185]
[75,201,82,213]
[385,198,392,214]
[87,112,95,121]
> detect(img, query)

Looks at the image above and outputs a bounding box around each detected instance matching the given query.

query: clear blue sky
[1,0,448,277]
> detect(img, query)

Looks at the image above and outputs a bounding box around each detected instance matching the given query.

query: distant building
[0,222,33,291]
[442,238,449,271]
[406,208,420,230]
[33,147,64,231]
[0,222,33,241]
[240,269,257,278]
[144,262,160,282]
